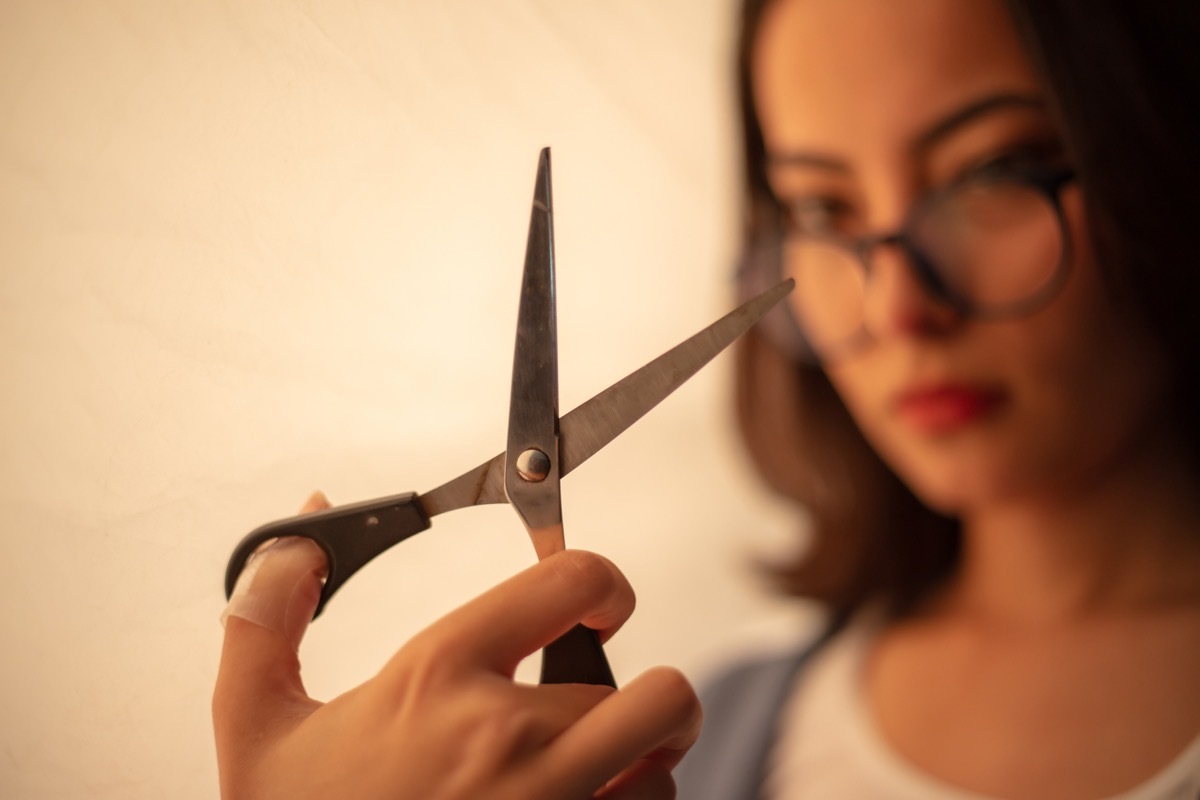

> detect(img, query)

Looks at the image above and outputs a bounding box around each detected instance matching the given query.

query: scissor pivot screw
[516,448,551,482]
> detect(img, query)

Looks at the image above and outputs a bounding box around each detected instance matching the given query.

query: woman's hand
[213,493,702,800]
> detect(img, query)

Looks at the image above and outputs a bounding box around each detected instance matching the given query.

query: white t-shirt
[766,618,1200,800]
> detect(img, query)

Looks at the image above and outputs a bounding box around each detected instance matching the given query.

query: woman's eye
[783,196,856,235]
[963,142,1068,181]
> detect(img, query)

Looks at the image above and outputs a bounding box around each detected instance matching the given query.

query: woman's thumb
[214,493,330,721]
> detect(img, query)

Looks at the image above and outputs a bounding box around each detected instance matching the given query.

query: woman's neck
[941,436,1200,627]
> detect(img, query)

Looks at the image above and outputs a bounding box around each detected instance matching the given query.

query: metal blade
[504,147,565,547]
[559,278,793,476]
[418,278,793,519]
[418,451,507,518]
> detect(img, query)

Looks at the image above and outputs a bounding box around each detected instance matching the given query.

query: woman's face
[754,0,1169,514]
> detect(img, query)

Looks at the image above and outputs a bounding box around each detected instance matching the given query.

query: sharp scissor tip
[534,148,552,213]
[766,277,795,305]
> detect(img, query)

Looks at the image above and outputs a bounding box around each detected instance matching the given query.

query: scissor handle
[540,624,616,687]
[224,492,431,619]
[227,491,614,685]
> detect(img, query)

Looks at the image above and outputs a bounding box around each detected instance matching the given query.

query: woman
[679,0,1200,798]
[214,1,1200,798]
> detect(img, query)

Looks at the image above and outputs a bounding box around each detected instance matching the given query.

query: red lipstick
[894,385,1004,433]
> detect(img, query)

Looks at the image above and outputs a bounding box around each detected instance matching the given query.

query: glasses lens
[911,178,1064,311]
[783,237,866,352]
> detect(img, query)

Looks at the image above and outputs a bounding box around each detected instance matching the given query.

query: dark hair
[734,0,1200,621]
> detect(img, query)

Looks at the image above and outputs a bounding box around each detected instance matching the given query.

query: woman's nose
[860,243,963,341]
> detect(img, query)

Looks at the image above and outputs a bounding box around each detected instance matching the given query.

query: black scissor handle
[224,492,431,619]
[540,624,616,687]
[226,492,616,686]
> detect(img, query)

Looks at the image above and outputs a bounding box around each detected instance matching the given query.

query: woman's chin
[905,477,969,517]
[892,457,1025,518]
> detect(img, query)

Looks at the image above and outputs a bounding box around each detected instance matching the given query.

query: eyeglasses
[739,165,1076,362]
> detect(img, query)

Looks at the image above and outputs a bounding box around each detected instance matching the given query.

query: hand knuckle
[642,666,699,720]
[552,549,620,600]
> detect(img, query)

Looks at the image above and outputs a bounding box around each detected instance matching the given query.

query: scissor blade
[559,278,794,477]
[418,451,507,518]
[504,147,564,541]
[417,278,794,519]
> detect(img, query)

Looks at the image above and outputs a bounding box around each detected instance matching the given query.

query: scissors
[225,148,792,687]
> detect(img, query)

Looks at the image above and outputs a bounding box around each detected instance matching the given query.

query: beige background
[0,2,818,797]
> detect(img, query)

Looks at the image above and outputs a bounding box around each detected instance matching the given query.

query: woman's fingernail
[301,491,330,514]
[220,537,328,651]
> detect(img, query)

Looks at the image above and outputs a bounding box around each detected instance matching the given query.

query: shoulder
[697,647,811,728]
[674,631,839,800]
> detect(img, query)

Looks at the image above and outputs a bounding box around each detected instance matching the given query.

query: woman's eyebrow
[913,92,1046,153]
[764,94,1045,175]
[765,150,851,174]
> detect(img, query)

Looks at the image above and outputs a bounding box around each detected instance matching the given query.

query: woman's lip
[893,385,1006,432]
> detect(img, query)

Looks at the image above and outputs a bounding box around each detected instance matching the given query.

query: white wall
[0,2,817,797]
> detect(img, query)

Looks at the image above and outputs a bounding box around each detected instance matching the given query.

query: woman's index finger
[384,549,636,680]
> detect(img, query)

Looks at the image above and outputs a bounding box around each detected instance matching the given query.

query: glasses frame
[740,166,1077,364]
